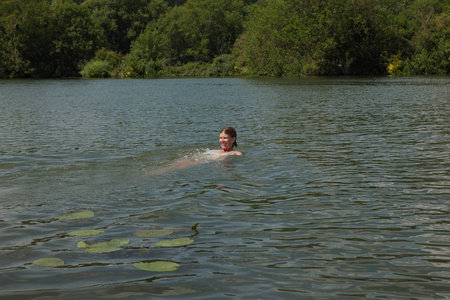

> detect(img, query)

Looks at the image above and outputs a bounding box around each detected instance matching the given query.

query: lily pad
[81,239,130,253]
[134,229,173,238]
[33,258,64,267]
[69,230,104,236]
[133,261,180,272]
[85,246,123,253]
[89,239,130,248]
[59,211,94,221]
[155,238,193,247]
[77,241,88,248]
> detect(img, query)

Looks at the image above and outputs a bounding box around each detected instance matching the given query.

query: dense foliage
[0,0,448,78]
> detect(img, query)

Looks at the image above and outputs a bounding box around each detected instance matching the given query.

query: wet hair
[221,127,238,148]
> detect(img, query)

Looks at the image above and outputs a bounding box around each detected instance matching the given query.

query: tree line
[0,0,448,78]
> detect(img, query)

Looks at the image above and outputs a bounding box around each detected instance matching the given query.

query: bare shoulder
[233,151,243,155]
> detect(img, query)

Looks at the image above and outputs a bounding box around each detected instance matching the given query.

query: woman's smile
[219,132,235,152]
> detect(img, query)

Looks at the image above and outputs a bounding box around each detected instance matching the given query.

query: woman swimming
[146,127,242,175]
[205,127,243,157]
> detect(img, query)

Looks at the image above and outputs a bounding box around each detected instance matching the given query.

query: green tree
[82,0,151,54]
[234,0,307,76]
[2,0,449,78]
[181,0,244,62]
[165,0,186,6]
[400,0,450,74]
[106,0,169,76]
[126,0,244,75]
[236,0,397,76]
[319,0,397,74]
[51,0,105,77]
[0,0,53,77]
[125,25,165,76]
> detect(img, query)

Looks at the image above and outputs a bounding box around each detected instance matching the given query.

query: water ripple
[0,77,449,299]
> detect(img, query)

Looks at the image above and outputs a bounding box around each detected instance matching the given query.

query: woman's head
[220,127,238,151]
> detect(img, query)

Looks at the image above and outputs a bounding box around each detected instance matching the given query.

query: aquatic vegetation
[33,258,64,267]
[133,261,180,272]
[68,230,104,236]
[33,209,193,271]
[133,228,173,238]
[77,241,88,248]
[155,238,193,247]
[77,239,130,253]
[59,211,94,221]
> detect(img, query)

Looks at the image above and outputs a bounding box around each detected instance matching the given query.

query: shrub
[145,60,160,78]
[80,60,112,78]
[207,54,237,77]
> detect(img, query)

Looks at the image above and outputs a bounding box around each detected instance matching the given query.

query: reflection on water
[0,77,449,299]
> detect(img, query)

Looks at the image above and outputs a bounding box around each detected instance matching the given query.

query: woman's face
[219,132,235,152]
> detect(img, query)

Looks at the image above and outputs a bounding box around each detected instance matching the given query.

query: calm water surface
[0,77,449,299]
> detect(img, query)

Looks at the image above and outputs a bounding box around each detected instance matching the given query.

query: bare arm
[145,150,241,176]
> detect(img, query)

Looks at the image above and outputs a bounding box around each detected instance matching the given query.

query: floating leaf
[77,241,87,248]
[59,211,94,221]
[133,261,179,272]
[33,258,64,267]
[134,229,173,238]
[89,239,130,248]
[85,246,122,253]
[82,239,130,253]
[155,238,193,247]
[69,230,104,236]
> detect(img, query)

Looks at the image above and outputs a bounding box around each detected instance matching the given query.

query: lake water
[0,77,449,299]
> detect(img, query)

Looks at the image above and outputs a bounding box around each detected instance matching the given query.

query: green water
[0,77,449,299]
